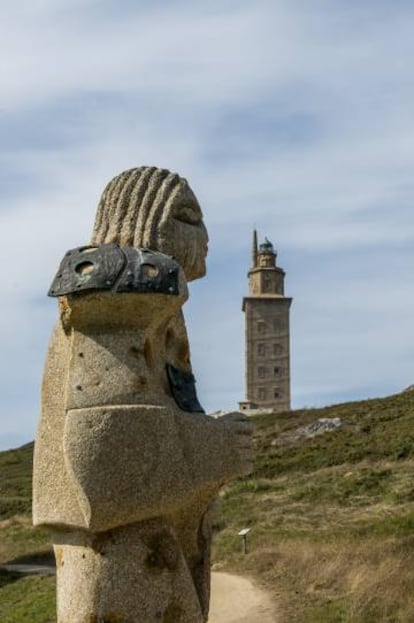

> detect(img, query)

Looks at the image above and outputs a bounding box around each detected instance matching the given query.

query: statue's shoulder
[48,244,180,297]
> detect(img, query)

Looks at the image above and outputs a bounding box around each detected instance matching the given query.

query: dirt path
[0,564,55,576]
[208,572,278,623]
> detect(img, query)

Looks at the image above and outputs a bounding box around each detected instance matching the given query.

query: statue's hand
[219,411,254,477]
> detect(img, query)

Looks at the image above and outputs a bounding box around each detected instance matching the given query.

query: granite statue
[33,166,253,623]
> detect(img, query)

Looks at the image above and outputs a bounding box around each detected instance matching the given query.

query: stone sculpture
[33,166,253,623]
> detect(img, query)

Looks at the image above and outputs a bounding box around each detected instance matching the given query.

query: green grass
[288,467,394,505]
[0,443,33,519]
[0,519,51,564]
[299,598,349,623]
[0,573,55,623]
[253,392,414,479]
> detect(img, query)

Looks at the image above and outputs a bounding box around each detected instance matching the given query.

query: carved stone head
[91,167,208,282]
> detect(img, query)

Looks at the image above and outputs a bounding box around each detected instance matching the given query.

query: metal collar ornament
[48,244,180,297]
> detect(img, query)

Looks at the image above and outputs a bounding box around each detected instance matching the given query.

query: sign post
[238,528,251,555]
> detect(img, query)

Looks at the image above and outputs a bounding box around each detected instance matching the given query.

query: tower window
[274,388,281,399]
[263,276,271,292]
[258,366,267,378]
[258,387,267,400]
[257,321,265,334]
[274,367,280,376]
[258,343,266,356]
[273,343,283,356]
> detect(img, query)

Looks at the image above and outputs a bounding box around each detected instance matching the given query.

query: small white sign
[238,528,251,536]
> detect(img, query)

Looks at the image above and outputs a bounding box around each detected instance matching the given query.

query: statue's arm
[63,404,194,532]
[174,410,254,488]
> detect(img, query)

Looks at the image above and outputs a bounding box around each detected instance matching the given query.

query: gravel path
[208,572,278,623]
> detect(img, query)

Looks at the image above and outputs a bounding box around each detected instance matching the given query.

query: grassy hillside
[0,442,54,623]
[0,441,50,565]
[213,390,414,622]
[1,389,414,621]
[0,442,33,519]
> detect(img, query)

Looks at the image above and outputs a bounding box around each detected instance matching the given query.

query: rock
[293,417,342,440]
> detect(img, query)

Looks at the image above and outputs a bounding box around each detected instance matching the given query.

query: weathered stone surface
[91,166,208,282]
[33,167,253,623]
[53,521,204,623]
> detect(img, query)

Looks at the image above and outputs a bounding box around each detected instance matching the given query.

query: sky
[1,0,413,450]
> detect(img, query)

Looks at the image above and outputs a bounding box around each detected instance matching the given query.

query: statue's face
[157,183,209,282]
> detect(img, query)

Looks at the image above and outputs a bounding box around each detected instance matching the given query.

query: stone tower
[239,231,292,412]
